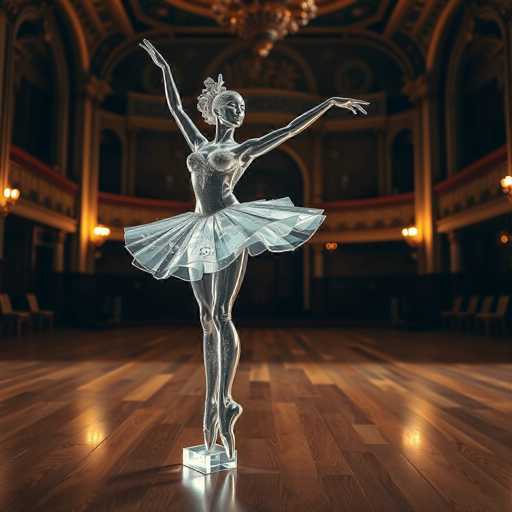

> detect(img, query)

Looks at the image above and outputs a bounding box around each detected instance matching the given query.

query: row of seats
[442,295,509,336]
[0,293,54,337]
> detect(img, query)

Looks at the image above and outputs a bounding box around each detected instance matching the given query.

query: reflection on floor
[0,325,511,511]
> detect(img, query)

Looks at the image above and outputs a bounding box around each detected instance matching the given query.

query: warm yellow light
[2,187,20,207]
[403,428,422,448]
[86,429,105,446]
[93,225,111,238]
[500,175,512,189]
[498,231,511,246]
[402,226,418,238]
[324,242,338,251]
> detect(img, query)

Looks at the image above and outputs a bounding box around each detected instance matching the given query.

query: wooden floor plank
[0,325,510,511]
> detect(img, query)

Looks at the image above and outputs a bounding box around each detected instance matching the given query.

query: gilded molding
[83,74,112,103]
[475,0,512,22]
[3,0,34,20]
[402,73,435,103]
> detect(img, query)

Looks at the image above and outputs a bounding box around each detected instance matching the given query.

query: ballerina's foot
[219,400,243,460]
[203,424,219,451]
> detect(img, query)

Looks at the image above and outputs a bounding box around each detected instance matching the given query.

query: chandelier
[212,0,318,57]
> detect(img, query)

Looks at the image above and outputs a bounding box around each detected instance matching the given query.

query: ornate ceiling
[131,0,389,26]
[61,0,454,60]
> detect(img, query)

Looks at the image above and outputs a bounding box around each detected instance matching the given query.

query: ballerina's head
[197,74,245,129]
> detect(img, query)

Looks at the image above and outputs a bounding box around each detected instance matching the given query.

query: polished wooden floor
[0,325,511,512]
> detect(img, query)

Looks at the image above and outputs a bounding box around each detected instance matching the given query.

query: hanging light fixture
[212,0,318,57]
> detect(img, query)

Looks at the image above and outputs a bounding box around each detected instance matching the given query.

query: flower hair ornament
[197,73,227,125]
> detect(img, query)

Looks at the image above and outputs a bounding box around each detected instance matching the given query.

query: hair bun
[197,74,227,125]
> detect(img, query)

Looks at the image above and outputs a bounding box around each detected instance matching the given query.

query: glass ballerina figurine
[124,39,369,473]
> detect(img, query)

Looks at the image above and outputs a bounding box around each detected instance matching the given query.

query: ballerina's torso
[186,145,248,216]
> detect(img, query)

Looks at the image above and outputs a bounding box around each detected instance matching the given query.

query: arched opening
[134,131,191,201]
[234,149,305,315]
[99,129,123,194]
[455,17,506,169]
[323,131,379,200]
[391,129,414,194]
[12,19,58,165]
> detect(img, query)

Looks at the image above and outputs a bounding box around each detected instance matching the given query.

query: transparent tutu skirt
[124,197,326,282]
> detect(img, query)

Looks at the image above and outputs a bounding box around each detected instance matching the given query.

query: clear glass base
[182,444,237,474]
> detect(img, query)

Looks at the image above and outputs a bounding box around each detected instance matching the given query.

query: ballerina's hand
[139,38,168,70]
[331,97,369,115]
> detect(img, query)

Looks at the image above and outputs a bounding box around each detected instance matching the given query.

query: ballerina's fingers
[139,44,163,67]
[139,42,155,59]
[142,38,157,51]
[354,103,368,115]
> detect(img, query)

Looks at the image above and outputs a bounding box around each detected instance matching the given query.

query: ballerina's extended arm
[235,96,369,163]
[140,39,207,151]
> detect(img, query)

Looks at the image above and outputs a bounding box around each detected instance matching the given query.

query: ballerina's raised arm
[140,39,208,151]
[234,96,369,163]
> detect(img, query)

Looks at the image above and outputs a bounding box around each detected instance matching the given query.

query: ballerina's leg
[213,249,249,459]
[190,272,221,451]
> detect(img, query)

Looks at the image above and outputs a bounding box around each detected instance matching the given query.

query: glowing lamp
[4,187,20,200]
[2,186,21,215]
[324,242,338,251]
[498,230,511,247]
[401,226,421,247]
[500,176,512,200]
[92,224,111,247]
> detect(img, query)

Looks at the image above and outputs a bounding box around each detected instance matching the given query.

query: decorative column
[312,132,323,203]
[447,231,462,273]
[303,244,311,310]
[125,126,138,196]
[478,1,512,173]
[312,243,324,278]
[0,7,15,264]
[443,13,474,177]
[53,230,66,272]
[502,7,512,176]
[378,129,391,195]
[310,243,325,315]
[73,75,110,273]
[404,74,441,274]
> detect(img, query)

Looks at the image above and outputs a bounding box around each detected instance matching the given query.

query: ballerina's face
[214,91,245,128]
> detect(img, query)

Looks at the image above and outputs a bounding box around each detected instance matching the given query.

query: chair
[452,295,480,330]
[26,293,54,330]
[441,296,463,327]
[475,295,509,336]
[0,294,32,336]
[461,295,494,331]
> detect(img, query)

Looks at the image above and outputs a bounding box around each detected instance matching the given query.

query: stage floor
[0,325,511,511]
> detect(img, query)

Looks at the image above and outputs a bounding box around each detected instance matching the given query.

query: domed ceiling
[63,0,454,79]
[131,0,390,26]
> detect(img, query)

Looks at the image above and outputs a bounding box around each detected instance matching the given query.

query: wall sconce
[324,242,338,251]
[500,176,512,200]
[401,226,421,248]
[91,224,111,247]
[2,186,21,215]
[498,230,511,247]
